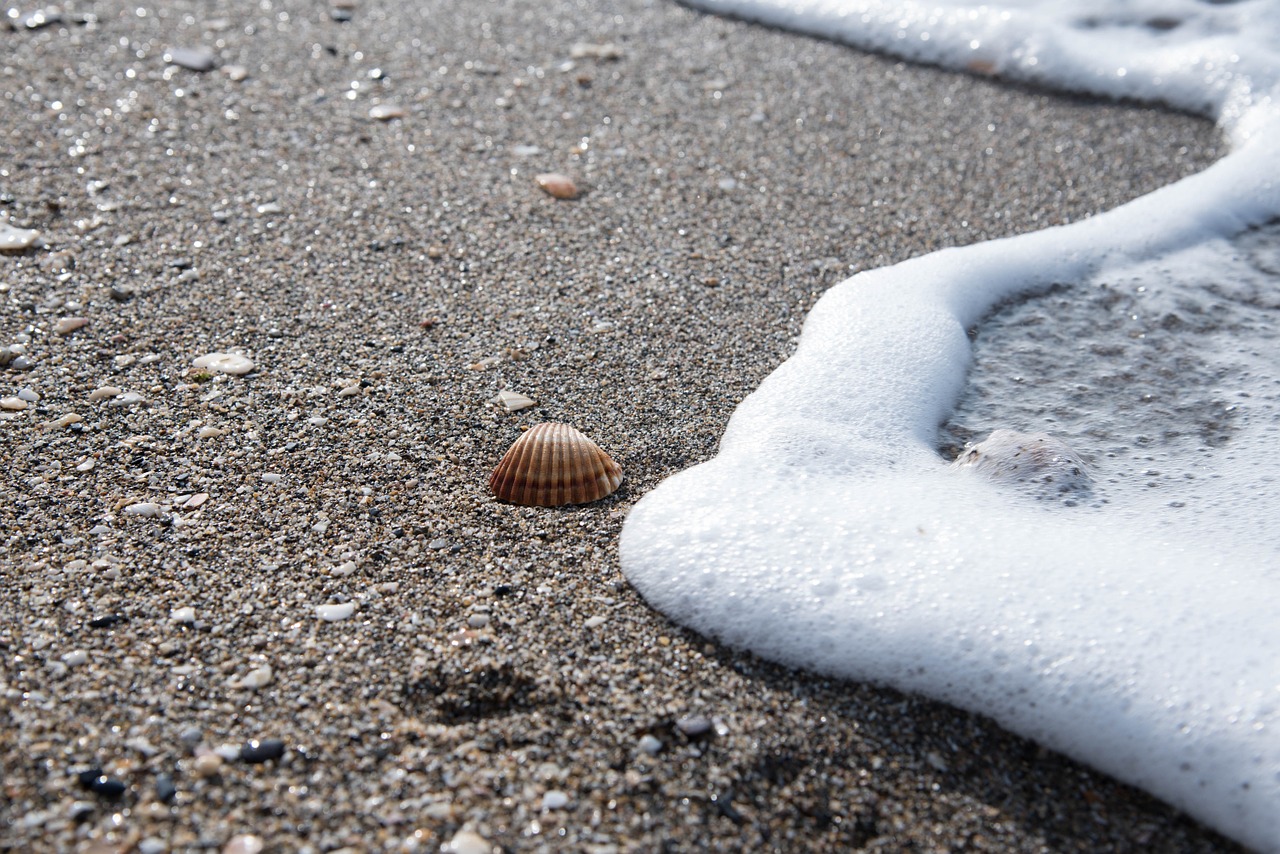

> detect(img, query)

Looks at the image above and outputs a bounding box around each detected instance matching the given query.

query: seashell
[489,422,622,506]
[952,429,1092,499]
[535,173,578,200]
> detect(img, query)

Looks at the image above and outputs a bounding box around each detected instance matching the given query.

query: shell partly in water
[489,422,622,506]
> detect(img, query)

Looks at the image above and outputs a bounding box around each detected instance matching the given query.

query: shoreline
[1,0,1240,850]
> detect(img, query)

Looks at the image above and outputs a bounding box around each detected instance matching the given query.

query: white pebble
[88,385,122,402]
[0,396,28,411]
[467,613,490,629]
[17,387,38,402]
[583,615,607,629]
[337,385,362,398]
[192,351,254,376]
[76,459,95,472]
[61,650,88,667]
[331,561,357,577]
[444,830,492,854]
[261,473,283,483]
[109,392,147,407]
[0,221,41,251]
[182,493,209,509]
[124,502,163,517]
[638,734,663,755]
[171,606,196,624]
[197,426,225,439]
[238,664,273,689]
[541,790,570,810]
[316,602,356,621]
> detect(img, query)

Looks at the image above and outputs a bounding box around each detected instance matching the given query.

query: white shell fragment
[54,317,90,335]
[489,422,623,506]
[164,46,218,72]
[124,502,164,517]
[193,352,255,376]
[951,429,1092,499]
[316,602,356,621]
[41,413,83,430]
[492,389,537,412]
[0,222,41,252]
[368,103,407,120]
[535,173,578,200]
[88,386,123,402]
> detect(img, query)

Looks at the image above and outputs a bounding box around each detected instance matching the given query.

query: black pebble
[240,738,285,763]
[78,770,126,799]
[87,614,127,629]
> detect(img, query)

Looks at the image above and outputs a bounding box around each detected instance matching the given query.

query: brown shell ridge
[489,422,622,507]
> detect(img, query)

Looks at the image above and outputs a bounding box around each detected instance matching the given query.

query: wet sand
[0,0,1241,850]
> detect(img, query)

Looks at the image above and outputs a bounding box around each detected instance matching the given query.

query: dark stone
[239,738,286,763]
[154,773,177,803]
[87,614,127,629]
[77,771,126,799]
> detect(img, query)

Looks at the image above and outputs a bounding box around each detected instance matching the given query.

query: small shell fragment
[368,103,406,121]
[535,173,578,200]
[952,429,1092,500]
[492,389,537,412]
[193,352,254,376]
[41,413,83,429]
[0,222,41,252]
[489,422,622,507]
[54,317,90,335]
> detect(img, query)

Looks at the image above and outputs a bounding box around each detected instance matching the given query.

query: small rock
[541,790,570,810]
[239,738,286,764]
[444,831,492,854]
[77,771,127,800]
[569,42,623,60]
[182,493,209,509]
[61,650,88,667]
[41,413,82,429]
[261,473,283,483]
[467,613,490,629]
[368,103,406,121]
[192,753,223,778]
[54,317,89,335]
[197,426,225,439]
[676,715,713,738]
[0,396,28,411]
[583,615,607,629]
[154,774,177,803]
[238,665,273,690]
[124,502,163,518]
[88,385,122,402]
[535,173,578,200]
[638,734,663,755]
[164,46,218,72]
[492,389,537,412]
[17,387,38,402]
[193,352,254,376]
[316,602,356,621]
[170,606,196,624]
[109,286,135,302]
[0,221,41,252]
[223,834,265,854]
[222,65,249,82]
[139,837,167,854]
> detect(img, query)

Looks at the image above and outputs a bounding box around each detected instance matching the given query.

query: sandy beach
[0,0,1241,851]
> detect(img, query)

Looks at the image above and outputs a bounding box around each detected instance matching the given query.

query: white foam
[623,1,1280,849]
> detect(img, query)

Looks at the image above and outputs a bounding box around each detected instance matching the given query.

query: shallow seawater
[943,221,1280,538]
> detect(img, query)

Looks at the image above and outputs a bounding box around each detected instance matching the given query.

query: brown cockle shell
[489,422,622,507]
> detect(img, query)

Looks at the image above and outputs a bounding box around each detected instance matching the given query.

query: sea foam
[622,1,1280,849]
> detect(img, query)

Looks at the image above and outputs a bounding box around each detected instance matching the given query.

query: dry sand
[0,0,1241,851]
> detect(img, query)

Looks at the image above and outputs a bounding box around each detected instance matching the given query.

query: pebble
[223,834,265,854]
[192,752,224,779]
[331,560,357,576]
[171,606,196,623]
[223,64,249,82]
[0,222,41,252]
[239,737,286,764]
[541,790,570,810]
[109,391,147,407]
[54,317,89,335]
[154,774,177,803]
[583,615,607,629]
[88,385,122,402]
[535,173,578,200]
[368,103,407,120]
[261,473,283,483]
[0,396,28,411]
[676,715,713,738]
[569,42,624,60]
[192,352,254,376]
[77,770,127,800]
[182,493,209,509]
[492,389,537,412]
[17,387,37,402]
[638,734,663,755]
[445,830,492,854]
[76,459,95,472]
[467,613,490,629]
[197,426,225,439]
[316,602,356,621]
[41,413,82,429]
[138,837,167,854]
[238,665,274,689]
[124,502,163,517]
[164,46,218,72]
[337,385,362,398]
[61,650,88,667]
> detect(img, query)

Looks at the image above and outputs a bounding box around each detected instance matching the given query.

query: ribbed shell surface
[489,422,623,506]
